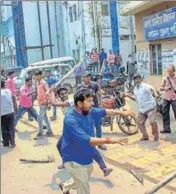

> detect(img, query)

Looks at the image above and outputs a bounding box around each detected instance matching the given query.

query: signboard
[143,7,176,41]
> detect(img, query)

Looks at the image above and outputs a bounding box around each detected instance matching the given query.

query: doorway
[151,44,162,75]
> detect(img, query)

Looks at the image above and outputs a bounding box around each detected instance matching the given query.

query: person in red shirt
[34,70,53,139]
[91,48,99,73]
[6,71,17,115]
[14,78,38,128]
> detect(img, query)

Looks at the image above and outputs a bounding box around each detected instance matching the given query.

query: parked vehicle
[102,88,138,135]
[100,67,138,135]
[14,57,76,93]
[101,66,127,93]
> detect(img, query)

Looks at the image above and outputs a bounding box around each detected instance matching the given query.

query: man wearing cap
[6,71,18,115]
[76,71,107,150]
[45,69,58,121]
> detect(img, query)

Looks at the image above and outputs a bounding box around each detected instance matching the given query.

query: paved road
[1,110,174,194]
[1,102,176,194]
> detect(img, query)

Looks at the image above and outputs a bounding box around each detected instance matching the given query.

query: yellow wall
[134,2,176,76]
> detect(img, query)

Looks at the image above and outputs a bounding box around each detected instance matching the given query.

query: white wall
[62,1,135,63]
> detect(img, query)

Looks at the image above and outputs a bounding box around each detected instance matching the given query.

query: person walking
[45,69,58,121]
[50,87,113,178]
[34,70,53,139]
[99,48,107,70]
[125,74,159,141]
[1,80,15,148]
[6,71,18,115]
[91,48,99,73]
[77,71,107,150]
[74,62,85,86]
[58,88,131,194]
[160,65,176,133]
[14,78,39,128]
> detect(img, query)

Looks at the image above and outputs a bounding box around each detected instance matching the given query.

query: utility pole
[109,1,120,53]
[129,15,135,55]
[92,1,98,49]
[95,1,101,51]
[64,1,71,56]
[80,1,86,54]
[54,1,60,57]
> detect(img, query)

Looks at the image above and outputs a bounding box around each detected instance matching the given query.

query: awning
[120,1,165,16]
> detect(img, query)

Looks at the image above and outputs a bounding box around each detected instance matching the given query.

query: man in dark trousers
[99,48,107,70]
[160,65,176,133]
[1,80,15,148]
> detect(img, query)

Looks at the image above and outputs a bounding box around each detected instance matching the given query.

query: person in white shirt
[1,80,15,147]
[125,74,159,141]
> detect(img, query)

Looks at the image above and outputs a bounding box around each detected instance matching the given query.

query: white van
[14,57,76,93]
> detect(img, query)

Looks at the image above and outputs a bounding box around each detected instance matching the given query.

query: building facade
[62,1,135,65]
[1,1,65,69]
[121,1,176,77]
[1,1,135,69]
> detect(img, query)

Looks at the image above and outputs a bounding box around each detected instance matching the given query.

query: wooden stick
[128,168,144,185]
[20,156,55,163]
[145,171,176,194]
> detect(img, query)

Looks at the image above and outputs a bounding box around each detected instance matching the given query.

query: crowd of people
[1,49,176,193]
[73,48,124,86]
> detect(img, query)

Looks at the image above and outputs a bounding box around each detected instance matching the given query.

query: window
[69,7,73,22]
[101,3,109,16]
[72,50,76,58]
[120,35,130,40]
[73,4,77,21]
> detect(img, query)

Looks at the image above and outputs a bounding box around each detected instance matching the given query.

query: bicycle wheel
[116,115,138,135]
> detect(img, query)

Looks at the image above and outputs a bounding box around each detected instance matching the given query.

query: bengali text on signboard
[143,7,176,41]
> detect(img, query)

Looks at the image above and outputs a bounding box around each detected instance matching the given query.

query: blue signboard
[143,7,176,41]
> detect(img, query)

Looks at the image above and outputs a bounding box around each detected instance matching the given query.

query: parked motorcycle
[100,69,138,135]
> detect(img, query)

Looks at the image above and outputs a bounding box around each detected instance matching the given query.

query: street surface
[1,100,176,194]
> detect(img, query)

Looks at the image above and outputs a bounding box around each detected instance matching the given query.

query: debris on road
[19,155,55,163]
[128,167,144,185]
[145,171,176,194]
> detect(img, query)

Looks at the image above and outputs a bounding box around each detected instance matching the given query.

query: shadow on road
[46,169,71,191]
[33,138,51,147]
[17,130,38,140]
[0,146,13,156]
[90,177,114,188]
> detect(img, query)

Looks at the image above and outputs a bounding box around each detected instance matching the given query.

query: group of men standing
[84,48,122,73]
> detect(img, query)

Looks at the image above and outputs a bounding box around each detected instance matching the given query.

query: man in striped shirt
[108,50,115,65]
[91,48,99,73]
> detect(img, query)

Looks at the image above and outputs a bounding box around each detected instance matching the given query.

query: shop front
[121,1,176,78]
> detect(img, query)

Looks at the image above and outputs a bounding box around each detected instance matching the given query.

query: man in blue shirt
[45,70,58,121]
[74,61,85,86]
[61,88,133,194]
[50,87,113,178]
[99,48,107,70]
[77,72,107,151]
[101,61,110,80]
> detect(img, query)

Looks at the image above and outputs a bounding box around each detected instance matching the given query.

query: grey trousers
[64,162,93,194]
